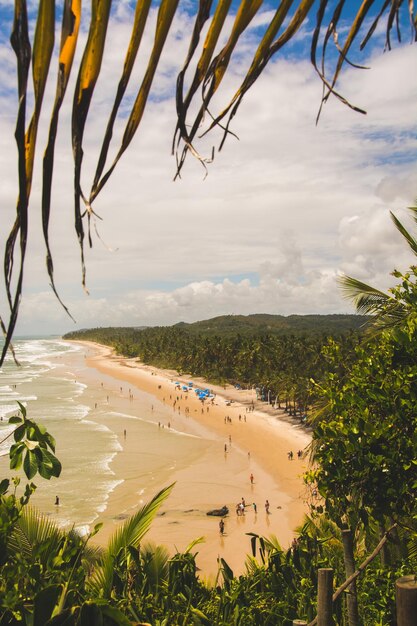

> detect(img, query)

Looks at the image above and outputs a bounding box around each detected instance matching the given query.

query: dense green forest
[64,314,367,418]
[174,314,369,337]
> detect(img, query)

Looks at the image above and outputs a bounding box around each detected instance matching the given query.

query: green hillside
[174,313,369,336]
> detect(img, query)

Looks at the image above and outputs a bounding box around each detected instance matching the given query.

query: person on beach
[252,502,257,514]
[55,496,60,506]
[219,519,225,535]
[250,473,254,484]
[224,443,227,453]
[265,499,270,514]
[241,497,246,508]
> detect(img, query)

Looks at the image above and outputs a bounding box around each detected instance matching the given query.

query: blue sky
[0,1,416,335]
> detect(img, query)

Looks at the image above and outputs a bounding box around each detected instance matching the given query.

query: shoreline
[70,340,312,579]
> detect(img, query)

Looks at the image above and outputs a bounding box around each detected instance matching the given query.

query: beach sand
[71,340,312,580]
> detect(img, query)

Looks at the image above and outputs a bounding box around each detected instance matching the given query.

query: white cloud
[0,6,416,335]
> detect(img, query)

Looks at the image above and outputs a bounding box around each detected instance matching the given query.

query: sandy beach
[69,340,312,580]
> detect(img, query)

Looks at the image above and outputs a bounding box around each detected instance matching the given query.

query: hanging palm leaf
[72,0,112,292]
[89,0,153,200]
[42,0,81,320]
[2,0,55,365]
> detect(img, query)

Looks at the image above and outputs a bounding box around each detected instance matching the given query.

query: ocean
[0,337,210,537]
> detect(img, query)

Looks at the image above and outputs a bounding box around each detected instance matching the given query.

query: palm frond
[88,483,174,598]
[337,275,392,315]
[390,210,417,257]
[7,506,63,564]
[42,0,81,321]
[140,541,170,591]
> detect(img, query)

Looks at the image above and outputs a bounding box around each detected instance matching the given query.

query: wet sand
[72,340,312,581]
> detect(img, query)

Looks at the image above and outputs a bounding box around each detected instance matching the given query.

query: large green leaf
[8,506,64,564]
[33,585,62,626]
[88,483,174,598]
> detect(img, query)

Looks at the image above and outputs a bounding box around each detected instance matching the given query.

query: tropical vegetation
[64,314,366,419]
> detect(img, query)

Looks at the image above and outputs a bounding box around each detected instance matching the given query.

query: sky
[0,1,416,336]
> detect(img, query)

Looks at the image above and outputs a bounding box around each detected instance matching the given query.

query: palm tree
[338,203,417,332]
[87,484,174,599]
[2,484,174,622]
[1,1,415,363]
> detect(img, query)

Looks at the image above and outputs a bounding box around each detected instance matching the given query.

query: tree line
[64,323,362,419]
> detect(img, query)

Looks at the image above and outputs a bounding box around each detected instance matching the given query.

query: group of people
[287,449,303,460]
[220,497,271,533]
[233,497,271,518]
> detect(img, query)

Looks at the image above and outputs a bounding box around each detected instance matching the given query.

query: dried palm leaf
[72,0,112,292]
[201,0,312,151]
[89,0,180,206]
[89,0,153,203]
[175,0,263,177]
[2,1,55,365]
[173,0,233,177]
[42,0,81,321]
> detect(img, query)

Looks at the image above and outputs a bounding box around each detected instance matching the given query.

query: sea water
[0,338,122,533]
[0,337,210,536]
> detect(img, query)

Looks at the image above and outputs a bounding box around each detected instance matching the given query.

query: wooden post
[317,568,333,626]
[341,529,360,626]
[396,576,417,626]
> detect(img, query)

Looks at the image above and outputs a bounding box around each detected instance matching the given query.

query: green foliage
[88,484,174,599]
[0,404,61,567]
[8,402,61,481]
[309,326,417,530]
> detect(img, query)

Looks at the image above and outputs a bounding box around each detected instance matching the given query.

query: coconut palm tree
[1,1,415,363]
[338,203,417,332]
